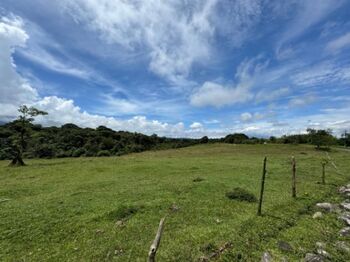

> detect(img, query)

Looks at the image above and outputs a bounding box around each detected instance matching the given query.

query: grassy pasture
[0,144,349,261]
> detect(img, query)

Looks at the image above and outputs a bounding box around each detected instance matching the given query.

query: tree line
[0,106,349,164]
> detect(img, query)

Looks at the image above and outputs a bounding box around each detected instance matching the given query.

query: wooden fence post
[148,217,165,262]
[292,156,296,198]
[257,157,267,216]
[322,162,326,185]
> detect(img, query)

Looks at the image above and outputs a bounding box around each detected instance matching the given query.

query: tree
[9,105,48,166]
[306,128,335,149]
[200,136,209,144]
[224,133,249,144]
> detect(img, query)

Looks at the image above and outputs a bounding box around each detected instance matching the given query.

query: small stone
[341,202,350,211]
[340,227,350,236]
[312,212,323,219]
[169,203,180,212]
[339,213,350,226]
[335,241,350,253]
[95,229,104,234]
[304,253,324,262]
[316,249,331,259]
[198,256,209,262]
[278,241,293,252]
[315,242,325,249]
[261,252,272,262]
[114,248,123,256]
[339,185,350,194]
[115,220,124,227]
[316,203,337,213]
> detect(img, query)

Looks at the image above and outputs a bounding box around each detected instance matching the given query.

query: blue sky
[1,0,350,137]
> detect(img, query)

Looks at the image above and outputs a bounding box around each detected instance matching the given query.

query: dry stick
[325,152,344,175]
[257,156,267,216]
[292,156,296,198]
[322,162,326,185]
[148,217,165,262]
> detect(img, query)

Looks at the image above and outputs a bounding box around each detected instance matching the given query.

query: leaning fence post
[257,156,267,216]
[292,156,296,198]
[148,217,165,262]
[322,162,326,185]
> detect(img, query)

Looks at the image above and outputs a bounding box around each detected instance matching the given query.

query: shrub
[226,187,257,202]
[72,148,86,157]
[193,177,204,182]
[97,150,111,157]
[106,205,140,221]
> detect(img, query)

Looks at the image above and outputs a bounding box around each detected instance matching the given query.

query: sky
[0,0,350,138]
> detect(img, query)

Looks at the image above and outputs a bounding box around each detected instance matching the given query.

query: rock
[339,213,350,226]
[304,253,324,262]
[316,203,338,213]
[315,242,325,249]
[312,212,323,219]
[169,203,180,212]
[115,220,124,227]
[261,252,273,262]
[278,241,293,252]
[316,248,331,259]
[335,241,350,253]
[339,227,350,236]
[198,256,209,262]
[341,202,350,211]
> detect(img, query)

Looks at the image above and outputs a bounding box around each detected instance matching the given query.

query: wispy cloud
[326,32,350,53]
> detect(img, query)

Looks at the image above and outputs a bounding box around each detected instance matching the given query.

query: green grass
[0,144,349,261]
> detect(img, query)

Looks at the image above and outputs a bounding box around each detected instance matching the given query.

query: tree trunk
[9,152,25,167]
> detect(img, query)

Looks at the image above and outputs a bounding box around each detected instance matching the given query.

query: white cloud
[292,62,350,87]
[0,15,38,120]
[278,0,344,47]
[33,96,187,136]
[288,95,316,107]
[59,0,218,84]
[326,32,350,53]
[190,81,253,108]
[190,122,203,131]
[190,56,268,107]
[255,87,290,103]
[240,112,253,122]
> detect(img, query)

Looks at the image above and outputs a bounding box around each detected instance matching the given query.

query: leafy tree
[306,128,336,149]
[200,136,209,144]
[224,133,249,144]
[9,105,47,166]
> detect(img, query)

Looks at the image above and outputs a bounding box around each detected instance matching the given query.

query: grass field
[1,144,350,261]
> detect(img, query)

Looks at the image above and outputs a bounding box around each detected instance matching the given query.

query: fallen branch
[148,217,165,262]
[326,152,344,175]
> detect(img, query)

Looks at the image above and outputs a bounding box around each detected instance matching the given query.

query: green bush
[97,150,111,157]
[226,187,257,202]
[72,148,86,157]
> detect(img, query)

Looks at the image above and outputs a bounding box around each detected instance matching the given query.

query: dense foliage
[0,122,200,160]
[0,119,348,160]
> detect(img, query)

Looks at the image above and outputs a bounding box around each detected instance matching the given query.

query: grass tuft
[105,205,140,221]
[193,177,205,182]
[226,187,257,202]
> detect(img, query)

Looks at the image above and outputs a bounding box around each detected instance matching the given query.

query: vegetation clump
[226,187,257,202]
[106,205,140,221]
[193,177,205,182]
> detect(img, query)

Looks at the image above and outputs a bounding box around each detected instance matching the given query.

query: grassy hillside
[0,144,349,261]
